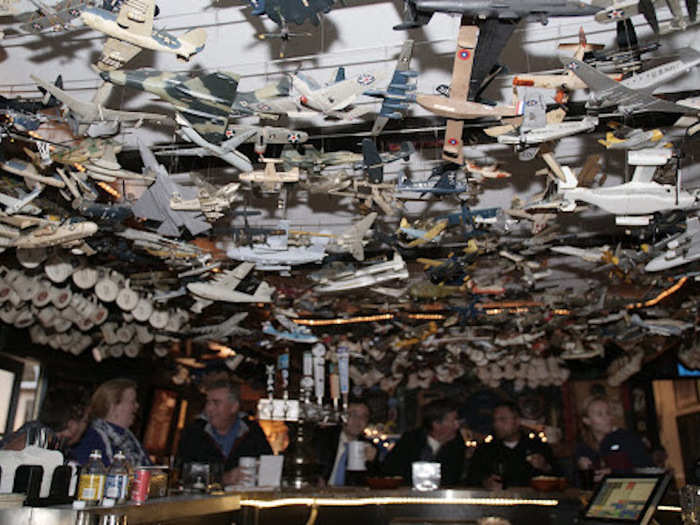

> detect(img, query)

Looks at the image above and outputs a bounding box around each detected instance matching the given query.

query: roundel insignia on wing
[356,74,376,85]
[608,8,625,18]
[256,103,270,111]
[447,138,459,146]
[458,50,471,60]
[288,133,300,143]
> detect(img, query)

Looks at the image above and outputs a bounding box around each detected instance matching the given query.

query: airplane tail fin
[185,71,239,110]
[182,28,207,51]
[688,0,698,21]
[257,76,291,99]
[341,212,377,261]
[332,67,346,83]
[362,139,384,184]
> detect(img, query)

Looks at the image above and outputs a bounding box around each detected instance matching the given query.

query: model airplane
[562,56,700,116]
[239,159,301,194]
[558,149,699,226]
[645,216,700,271]
[314,252,409,292]
[397,169,468,195]
[226,220,330,272]
[292,65,393,119]
[262,314,318,344]
[415,24,524,164]
[187,262,275,303]
[189,312,251,341]
[493,89,598,160]
[1,158,65,188]
[30,75,168,137]
[368,40,418,136]
[12,220,98,249]
[592,0,696,34]
[598,124,665,150]
[325,212,377,261]
[329,179,402,216]
[398,217,448,248]
[131,141,211,237]
[170,181,241,222]
[0,186,44,216]
[81,0,207,70]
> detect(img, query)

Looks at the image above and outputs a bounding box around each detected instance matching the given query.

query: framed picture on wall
[674,379,698,409]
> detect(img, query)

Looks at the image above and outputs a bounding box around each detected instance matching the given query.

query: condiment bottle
[76,450,106,505]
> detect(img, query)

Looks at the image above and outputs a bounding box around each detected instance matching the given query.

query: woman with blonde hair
[72,378,151,467]
[575,395,651,486]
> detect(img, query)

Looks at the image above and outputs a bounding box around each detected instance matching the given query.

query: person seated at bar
[0,389,88,455]
[382,399,465,486]
[72,378,151,467]
[575,395,652,485]
[467,401,557,489]
[315,398,380,486]
[176,376,272,486]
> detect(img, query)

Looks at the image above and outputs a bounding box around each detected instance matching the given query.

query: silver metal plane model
[187,262,275,303]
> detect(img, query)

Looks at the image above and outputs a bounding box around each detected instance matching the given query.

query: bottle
[76,450,106,505]
[104,450,131,504]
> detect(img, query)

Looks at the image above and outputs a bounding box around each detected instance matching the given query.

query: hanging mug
[95,270,123,303]
[44,251,74,283]
[116,324,135,344]
[50,286,72,310]
[72,266,98,290]
[32,280,53,308]
[92,304,109,325]
[124,343,140,358]
[14,307,35,329]
[149,308,169,330]
[17,247,48,270]
[116,280,139,311]
[52,315,73,333]
[100,322,119,345]
[135,324,154,345]
[132,296,154,323]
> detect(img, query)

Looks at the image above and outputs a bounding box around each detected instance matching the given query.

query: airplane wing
[343,212,377,261]
[116,0,154,36]
[96,37,143,71]
[30,74,95,120]
[18,0,88,33]
[213,262,255,287]
[442,23,478,164]
[469,18,518,100]
[639,97,700,115]
[250,0,334,26]
[520,89,546,132]
[99,104,168,123]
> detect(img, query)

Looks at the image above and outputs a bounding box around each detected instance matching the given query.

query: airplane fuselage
[561,182,697,215]
[417,94,522,120]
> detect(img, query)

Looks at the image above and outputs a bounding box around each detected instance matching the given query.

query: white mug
[347,441,367,471]
[44,252,73,282]
[95,271,123,303]
[72,266,98,290]
[50,286,72,309]
[17,247,48,269]
[116,280,139,311]
[132,296,153,322]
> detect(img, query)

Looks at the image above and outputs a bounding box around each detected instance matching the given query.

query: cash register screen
[584,477,661,522]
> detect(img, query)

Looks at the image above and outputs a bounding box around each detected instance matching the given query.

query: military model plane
[170,181,241,222]
[397,167,469,195]
[262,314,318,343]
[492,90,599,160]
[416,24,525,164]
[395,0,599,102]
[558,149,699,226]
[0,186,44,216]
[325,212,377,261]
[131,141,211,237]
[13,0,91,34]
[0,0,19,16]
[238,159,301,194]
[598,124,665,150]
[81,0,207,71]
[187,262,275,303]
[292,65,393,119]
[281,144,361,172]
[645,216,700,271]
[397,217,448,248]
[101,69,302,134]
[12,220,98,249]
[30,75,168,137]
[314,252,409,293]
[189,312,251,341]
[562,56,700,116]
[367,40,418,136]
[226,220,330,272]
[512,28,619,90]
[329,179,402,216]
[592,0,696,34]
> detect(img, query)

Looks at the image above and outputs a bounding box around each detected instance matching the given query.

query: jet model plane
[30,75,168,137]
[189,312,251,341]
[14,0,91,34]
[598,124,665,150]
[187,262,275,303]
[645,216,700,271]
[131,141,211,237]
[262,314,318,344]
[562,56,700,116]
[170,181,241,222]
[314,252,409,292]
[592,0,696,34]
[81,0,207,71]
[101,69,304,144]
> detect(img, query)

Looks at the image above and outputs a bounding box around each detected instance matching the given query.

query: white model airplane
[292,65,392,118]
[314,252,409,292]
[172,113,256,172]
[187,262,275,303]
[558,149,699,225]
[81,0,207,71]
[325,212,377,261]
[189,312,251,340]
[645,216,700,271]
[31,75,167,137]
[238,159,300,193]
[0,186,44,216]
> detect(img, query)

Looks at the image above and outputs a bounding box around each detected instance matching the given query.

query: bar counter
[0,487,682,525]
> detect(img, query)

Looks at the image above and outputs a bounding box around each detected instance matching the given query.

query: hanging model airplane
[187,262,275,303]
[30,75,168,137]
[81,0,206,71]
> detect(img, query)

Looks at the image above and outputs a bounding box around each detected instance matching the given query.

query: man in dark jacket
[315,399,380,486]
[382,399,465,486]
[467,401,558,489]
[177,378,272,486]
